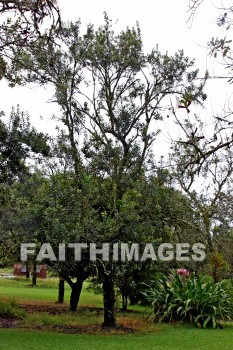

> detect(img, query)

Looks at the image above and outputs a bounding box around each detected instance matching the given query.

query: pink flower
[177,268,190,277]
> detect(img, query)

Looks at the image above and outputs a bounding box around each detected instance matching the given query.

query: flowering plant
[176,268,190,277]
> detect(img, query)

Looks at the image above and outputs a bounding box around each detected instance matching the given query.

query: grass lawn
[0,276,144,311]
[0,277,104,307]
[0,325,233,350]
[0,275,233,350]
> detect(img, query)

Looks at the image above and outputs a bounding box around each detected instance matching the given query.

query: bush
[144,270,233,328]
[0,299,26,319]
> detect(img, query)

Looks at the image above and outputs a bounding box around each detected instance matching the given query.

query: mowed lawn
[0,326,233,350]
[0,275,233,350]
[0,277,103,307]
[0,276,143,311]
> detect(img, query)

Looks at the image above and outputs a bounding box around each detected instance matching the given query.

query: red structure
[13,264,47,278]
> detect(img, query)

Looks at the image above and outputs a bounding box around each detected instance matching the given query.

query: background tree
[0,0,61,83]
[19,170,97,310]
[187,0,233,164]
[0,106,50,183]
[0,0,61,49]
[0,106,50,286]
[170,112,233,280]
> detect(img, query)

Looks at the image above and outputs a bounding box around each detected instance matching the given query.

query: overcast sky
[0,0,231,157]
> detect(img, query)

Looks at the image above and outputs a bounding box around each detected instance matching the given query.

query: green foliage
[0,0,61,61]
[145,270,233,328]
[0,56,6,79]
[0,107,50,183]
[0,299,26,319]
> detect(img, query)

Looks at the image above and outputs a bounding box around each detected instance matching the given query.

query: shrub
[144,270,233,328]
[0,299,26,319]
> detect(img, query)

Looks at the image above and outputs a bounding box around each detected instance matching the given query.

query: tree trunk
[203,213,213,252]
[69,280,83,311]
[25,261,30,279]
[32,260,37,286]
[102,267,116,327]
[58,276,65,303]
[122,293,128,311]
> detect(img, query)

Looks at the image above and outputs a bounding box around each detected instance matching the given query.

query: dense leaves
[145,269,233,328]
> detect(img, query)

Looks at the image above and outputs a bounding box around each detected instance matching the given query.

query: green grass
[0,325,233,350]
[0,277,233,349]
[0,267,13,274]
[0,277,103,307]
[0,277,144,311]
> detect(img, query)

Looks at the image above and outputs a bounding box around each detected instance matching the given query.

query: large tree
[14,16,206,326]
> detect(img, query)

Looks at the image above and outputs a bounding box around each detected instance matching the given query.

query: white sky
[0,0,231,158]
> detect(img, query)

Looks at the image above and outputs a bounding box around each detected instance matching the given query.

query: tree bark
[102,267,116,327]
[32,260,37,286]
[122,294,128,311]
[58,276,65,303]
[25,261,30,279]
[69,280,83,311]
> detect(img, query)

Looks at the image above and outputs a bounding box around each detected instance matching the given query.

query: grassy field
[0,276,103,307]
[0,274,233,350]
[0,276,144,311]
[1,326,233,350]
